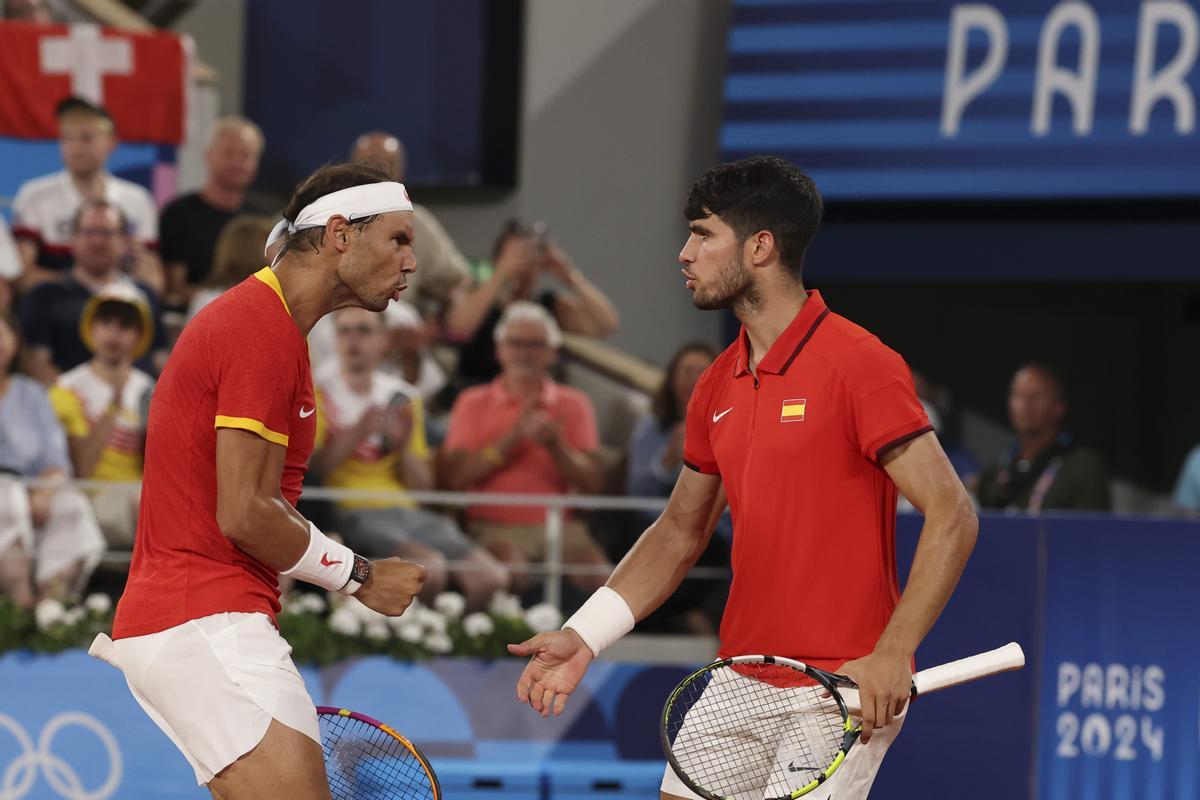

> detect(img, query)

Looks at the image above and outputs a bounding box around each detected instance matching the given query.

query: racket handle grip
[912,642,1025,696]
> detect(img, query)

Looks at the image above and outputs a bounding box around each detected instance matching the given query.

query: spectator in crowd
[1172,443,1200,515]
[383,299,447,405]
[11,97,160,292]
[0,308,105,607]
[160,117,265,308]
[19,200,167,384]
[453,219,620,387]
[626,341,730,635]
[976,362,1111,512]
[441,301,611,592]
[0,217,19,309]
[48,284,154,548]
[310,307,508,610]
[2,0,53,22]
[185,214,277,323]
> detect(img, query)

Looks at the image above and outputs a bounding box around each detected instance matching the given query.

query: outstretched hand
[507,628,594,717]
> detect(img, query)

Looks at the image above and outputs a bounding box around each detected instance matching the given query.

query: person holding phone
[311,306,509,611]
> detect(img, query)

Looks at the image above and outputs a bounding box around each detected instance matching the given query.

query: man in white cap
[90,162,428,799]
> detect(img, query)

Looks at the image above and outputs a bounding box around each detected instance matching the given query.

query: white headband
[264,181,413,257]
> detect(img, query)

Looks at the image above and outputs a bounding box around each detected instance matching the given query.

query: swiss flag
[0,21,187,144]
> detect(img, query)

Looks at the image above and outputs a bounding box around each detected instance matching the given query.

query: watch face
[351,554,372,584]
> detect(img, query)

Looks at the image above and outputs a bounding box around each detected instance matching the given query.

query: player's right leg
[208,719,331,800]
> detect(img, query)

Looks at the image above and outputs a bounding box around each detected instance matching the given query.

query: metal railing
[12,478,731,609]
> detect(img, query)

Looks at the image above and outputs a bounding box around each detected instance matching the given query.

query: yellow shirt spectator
[314,363,426,510]
[49,364,153,481]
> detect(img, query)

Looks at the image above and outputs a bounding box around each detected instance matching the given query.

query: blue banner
[722,0,1200,199]
[2,513,1197,798]
[1035,517,1200,800]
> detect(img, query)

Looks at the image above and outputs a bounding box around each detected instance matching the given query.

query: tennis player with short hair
[509,156,978,799]
[89,162,428,799]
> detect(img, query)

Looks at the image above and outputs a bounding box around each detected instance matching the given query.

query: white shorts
[89,612,320,785]
[660,672,906,800]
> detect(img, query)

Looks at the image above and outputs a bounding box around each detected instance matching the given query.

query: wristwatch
[339,554,373,596]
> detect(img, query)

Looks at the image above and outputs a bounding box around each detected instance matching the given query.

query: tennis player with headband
[509,156,979,800]
[89,162,427,799]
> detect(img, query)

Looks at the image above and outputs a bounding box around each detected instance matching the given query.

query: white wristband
[281,521,356,593]
[562,586,635,657]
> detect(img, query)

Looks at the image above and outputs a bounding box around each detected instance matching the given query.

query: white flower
[524,603,563,633]
[434,592,466,618]
[462,612,495,638]
[302,593,328,614]
[84,593,112,614]
[346,597,386,622]
[62,607,86,626]
[415,607,447,634]
[365,620,390,641]
[423,631,453,654]
[329,607,362,636]
[397,620,424,643]
[34,599,65,630]
[488,591,522,618]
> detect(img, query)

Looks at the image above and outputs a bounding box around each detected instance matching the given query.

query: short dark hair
[279,161,394,256]
[684,155,823,280]
[92,300,145,333]
[71,199,130,234]
[56,96,115,127]
[1016,361,1067,403]
[652,341,718,429]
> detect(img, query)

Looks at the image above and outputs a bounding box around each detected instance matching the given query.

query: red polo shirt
[683,291,931,671]
[113,268,317,639]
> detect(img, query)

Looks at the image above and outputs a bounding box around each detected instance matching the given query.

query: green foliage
[0,592,551,665]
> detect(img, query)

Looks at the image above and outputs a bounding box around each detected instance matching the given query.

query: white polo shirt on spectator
[11,171,158,270]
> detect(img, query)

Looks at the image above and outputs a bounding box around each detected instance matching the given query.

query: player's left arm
[839,430,978,742]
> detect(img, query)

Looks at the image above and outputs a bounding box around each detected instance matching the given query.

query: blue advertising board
[722,0,1200,199]
[1,513,1197,798]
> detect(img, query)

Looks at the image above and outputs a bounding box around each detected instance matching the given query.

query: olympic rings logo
[0,713,122,800]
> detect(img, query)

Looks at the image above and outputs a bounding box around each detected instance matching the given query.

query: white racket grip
[912,642,1025,695]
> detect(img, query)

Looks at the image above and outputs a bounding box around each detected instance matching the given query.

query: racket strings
[666,664,846,799]
[318,713,436,800]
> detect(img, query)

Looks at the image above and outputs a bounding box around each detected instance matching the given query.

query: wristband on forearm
[281,521,371,595]
[562,586,635,657]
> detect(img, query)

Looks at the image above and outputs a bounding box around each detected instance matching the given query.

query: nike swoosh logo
[299,406,315,418]
[320,553,343,567]
[712,407,733,423]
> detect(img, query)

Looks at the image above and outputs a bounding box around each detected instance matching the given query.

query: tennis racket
[316,706,441,800]
[662,642,1025,800]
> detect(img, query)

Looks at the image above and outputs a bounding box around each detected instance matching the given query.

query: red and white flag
[0,22,187,144]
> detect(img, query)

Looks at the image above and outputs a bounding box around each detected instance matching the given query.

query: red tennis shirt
[112,268,317,639]
[683,291,931,671]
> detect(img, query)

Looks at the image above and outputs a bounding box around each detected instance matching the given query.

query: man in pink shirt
[442,301,611,592]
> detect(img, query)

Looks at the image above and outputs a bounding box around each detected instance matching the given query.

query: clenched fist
[356,557,426,616]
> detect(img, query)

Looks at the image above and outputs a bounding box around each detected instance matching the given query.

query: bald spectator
[160,117,265,307]
[976,363,1111,513]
